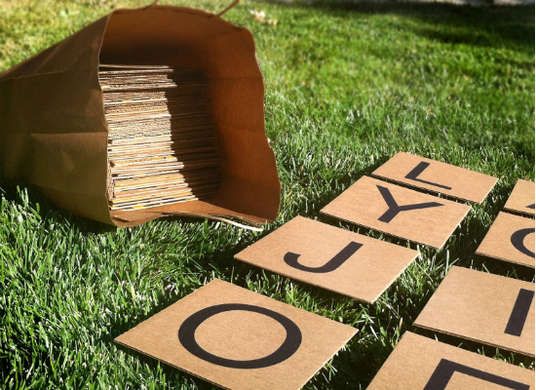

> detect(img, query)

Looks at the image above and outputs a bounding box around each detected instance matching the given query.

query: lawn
[0,0,534,388]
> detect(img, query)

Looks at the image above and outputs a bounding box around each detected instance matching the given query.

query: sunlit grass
[0,0,534,388]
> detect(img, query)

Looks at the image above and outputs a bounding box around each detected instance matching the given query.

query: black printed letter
[178,303,302,369]
[376,185,443,223]
[405,161,452,190]
[284,241,362,273]
[425,359,529,390]
[505,288,534,336]
[510,228,535,258]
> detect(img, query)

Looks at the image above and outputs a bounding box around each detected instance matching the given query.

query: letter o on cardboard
[178,303,302,368]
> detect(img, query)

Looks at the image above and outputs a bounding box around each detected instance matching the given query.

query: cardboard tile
[234,216,418,303]
[115,279,357,390]
[320,176,471,249]
[371,152,498,203]
[476,212,535,268]
[504,179,535,217]
[414,266,535,357]
[368,332,535,390]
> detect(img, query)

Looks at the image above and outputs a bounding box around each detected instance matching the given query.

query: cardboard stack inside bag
[100,64,221,211]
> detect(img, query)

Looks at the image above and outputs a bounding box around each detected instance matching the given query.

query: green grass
[0,0,534,388]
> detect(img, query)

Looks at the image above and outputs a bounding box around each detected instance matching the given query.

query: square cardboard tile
[414,266,535,357]
[234,216,418,303]
[504,179,535,217]
[320,176,471,249]
[368,332,534,390]
[371,152,498,203]
[115,279,357,390]
[476,212,535,269]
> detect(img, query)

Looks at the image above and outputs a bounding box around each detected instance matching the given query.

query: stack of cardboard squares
[100,64,220,211]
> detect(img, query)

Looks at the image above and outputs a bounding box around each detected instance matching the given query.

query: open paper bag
[0,3,280,227]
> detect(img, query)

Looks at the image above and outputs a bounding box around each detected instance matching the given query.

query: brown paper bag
[0,3,280,227]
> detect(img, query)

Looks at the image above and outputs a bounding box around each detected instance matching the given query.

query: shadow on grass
[114,343,218,389]
[0,179,115,234]
[262,0,534,51]
[413,327,535,368]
